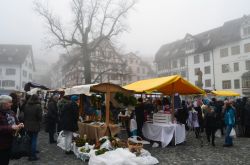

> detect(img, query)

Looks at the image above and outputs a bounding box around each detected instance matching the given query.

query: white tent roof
[64,84,98,96]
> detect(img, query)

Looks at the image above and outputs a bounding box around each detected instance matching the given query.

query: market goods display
[153,111,172,124]
[127,136,143,155]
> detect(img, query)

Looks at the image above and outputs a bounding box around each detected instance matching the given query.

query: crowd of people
[128,96,250,148]
[1,90,250,165]
[0,92,80,165]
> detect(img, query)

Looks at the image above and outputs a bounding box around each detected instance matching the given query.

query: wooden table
[78,122,121,142]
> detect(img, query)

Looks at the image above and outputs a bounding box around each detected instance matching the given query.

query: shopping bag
[215,129,221,138]
[229,128,236,138]
[57,131,66,150]
[10,131,31,159]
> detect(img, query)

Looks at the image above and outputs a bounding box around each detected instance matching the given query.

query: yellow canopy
[211,90,240,96]
[123,75,205,95]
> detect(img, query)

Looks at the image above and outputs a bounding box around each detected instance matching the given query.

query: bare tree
[34,0,136,84]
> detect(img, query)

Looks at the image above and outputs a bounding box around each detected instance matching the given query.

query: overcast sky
[1,0,250,63]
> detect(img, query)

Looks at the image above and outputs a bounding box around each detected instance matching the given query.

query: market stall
[64,83,133,140]
[211,90,240,96]
[123,75,205,146]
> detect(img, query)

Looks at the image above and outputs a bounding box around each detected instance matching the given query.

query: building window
[220,48,228,57]
[137,67,140,73]
[242,77,250,88]
[6,68,16,75]
[205,79,211,87]
[204,66,211,74]
[234,79,240,89]
[222,64,230,73]
[243,26,250,36]
[222,80,231,89]
[2,80,15,87]
[194,68,200,75]
[194,55,200,64]
[246,60,250,70]
[0,80,1,87]
[172,60,177,68]
[137,76,140,81]
[203,52,210,62]
[234,63,239,72]
[0,68,2,75]
[180,58,185,67]
[244,43,250,53]
[186,41,195,51]
[23,70,27,77]
[181,70,186,77]
[231,46,240,55]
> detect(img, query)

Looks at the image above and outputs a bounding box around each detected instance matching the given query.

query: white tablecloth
[142,122,185,147]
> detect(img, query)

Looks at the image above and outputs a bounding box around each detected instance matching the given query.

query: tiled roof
[0,44,33,65]
[155,15,249,62]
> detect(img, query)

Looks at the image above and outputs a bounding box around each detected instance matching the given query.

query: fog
[1,0,250,63]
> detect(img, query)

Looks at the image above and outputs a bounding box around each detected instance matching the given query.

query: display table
[142,122,185,147]
[78,122,121,142]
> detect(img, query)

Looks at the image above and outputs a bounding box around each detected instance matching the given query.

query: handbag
[10,131,31,159]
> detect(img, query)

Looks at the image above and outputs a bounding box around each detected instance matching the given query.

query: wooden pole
[79,94,84,117]
[105,92,111,125]
[171,83,175,123]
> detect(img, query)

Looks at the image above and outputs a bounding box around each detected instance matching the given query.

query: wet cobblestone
[10,130,250,165]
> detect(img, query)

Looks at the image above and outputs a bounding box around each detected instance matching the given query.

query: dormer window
[241,16,250,39]
[185,37,196,54]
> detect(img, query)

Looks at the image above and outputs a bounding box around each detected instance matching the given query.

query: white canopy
[64,84,98,96]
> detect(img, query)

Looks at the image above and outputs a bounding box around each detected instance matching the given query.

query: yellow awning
[123,75,205,95]
[211,90,240,96]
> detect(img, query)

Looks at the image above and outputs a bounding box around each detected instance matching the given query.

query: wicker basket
[127,136,143,154]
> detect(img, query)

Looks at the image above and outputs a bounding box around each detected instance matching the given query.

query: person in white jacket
[129,112,137,136]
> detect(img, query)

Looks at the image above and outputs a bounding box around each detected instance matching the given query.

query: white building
[0,44,35,94]
[155,15,250,96]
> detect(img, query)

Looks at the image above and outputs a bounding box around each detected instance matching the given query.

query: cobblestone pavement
[10,129,250,165]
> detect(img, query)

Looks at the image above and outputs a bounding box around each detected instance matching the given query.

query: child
[129,112,137,137]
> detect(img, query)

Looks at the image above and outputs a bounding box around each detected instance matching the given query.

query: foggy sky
[1,0,250,63]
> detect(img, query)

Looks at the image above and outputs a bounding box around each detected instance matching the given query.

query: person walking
[24,94,43,161]
[0,95,24,165]
[204,105,217,146]
[46,95,59,144]
[223,101,236,147]
[60,95,79,154]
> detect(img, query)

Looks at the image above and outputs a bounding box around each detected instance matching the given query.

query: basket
[127,136,143,154]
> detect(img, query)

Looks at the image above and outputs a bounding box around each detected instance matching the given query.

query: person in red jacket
[0,95,24,165]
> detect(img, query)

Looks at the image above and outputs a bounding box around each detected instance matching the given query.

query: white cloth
[142,123,185,147]
[88,148,158,165]
[130,119,137,132]
[174,124,186,145]
[64,131,73,151]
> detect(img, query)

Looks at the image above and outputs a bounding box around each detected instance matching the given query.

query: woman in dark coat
[60,95,79,154]
[135,98,145,138]
[24,94,42,161]
[46,95,59,143]
[0,95,24,165]
[204,105,217,146]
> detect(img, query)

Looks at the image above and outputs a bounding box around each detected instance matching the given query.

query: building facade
[0,44,35,93]
[155,15,250,96]
[122,52,155,85]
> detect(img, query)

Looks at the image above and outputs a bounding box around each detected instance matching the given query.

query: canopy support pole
[171,83,175,123]
[105,92,111,125]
